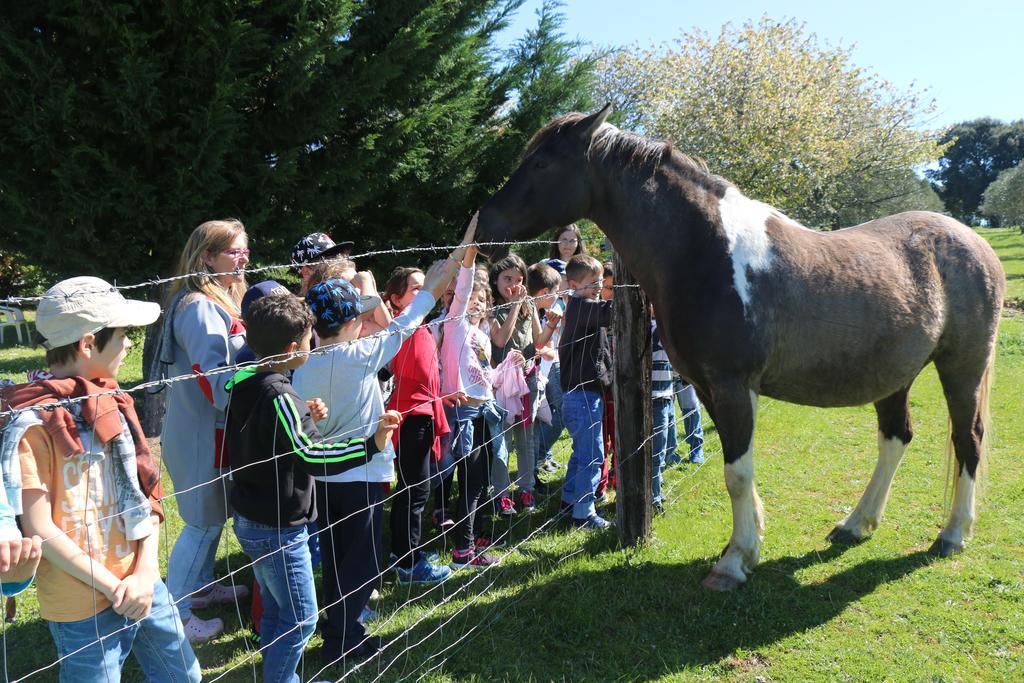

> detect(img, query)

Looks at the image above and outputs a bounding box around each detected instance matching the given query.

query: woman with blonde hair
[158,219,251,643]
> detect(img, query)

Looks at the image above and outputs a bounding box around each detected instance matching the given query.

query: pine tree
[0,0,596,284]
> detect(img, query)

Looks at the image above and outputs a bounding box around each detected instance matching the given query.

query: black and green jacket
[224,368,377,527]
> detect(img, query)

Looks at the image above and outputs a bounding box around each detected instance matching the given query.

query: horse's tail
[943,338,996,515]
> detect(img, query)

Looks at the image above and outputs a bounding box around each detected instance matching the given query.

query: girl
[489,255,558,514]
[160,219,251,643]
[384,267,456,584]
[549,223,587,262]
[440,230,508,569]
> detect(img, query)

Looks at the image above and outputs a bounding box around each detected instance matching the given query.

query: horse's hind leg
[931,353,992,557]
[828,388,913,544]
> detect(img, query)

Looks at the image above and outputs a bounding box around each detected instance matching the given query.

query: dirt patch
[724,651,771,675]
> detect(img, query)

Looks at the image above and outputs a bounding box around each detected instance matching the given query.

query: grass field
[1,228,1022,681]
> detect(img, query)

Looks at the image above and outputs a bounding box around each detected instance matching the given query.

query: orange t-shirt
[19,426,137,622]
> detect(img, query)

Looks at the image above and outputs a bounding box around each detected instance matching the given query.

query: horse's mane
[524,113,731,194]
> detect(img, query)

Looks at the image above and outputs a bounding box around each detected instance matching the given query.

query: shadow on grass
[353,541,935,682]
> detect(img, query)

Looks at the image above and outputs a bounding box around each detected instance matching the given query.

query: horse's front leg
[703,387,763,591]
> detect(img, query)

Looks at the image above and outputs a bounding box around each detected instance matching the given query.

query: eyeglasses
[559,238,579,245]
[222,248,250,258]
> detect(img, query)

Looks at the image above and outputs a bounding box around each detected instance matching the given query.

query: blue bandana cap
[241,280,291,318]
[306,278,382,330]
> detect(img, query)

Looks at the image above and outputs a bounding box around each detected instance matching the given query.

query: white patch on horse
[717,187,775,311]
[838,433,908,537]
[712,391,764,584]
[941,469,976,548]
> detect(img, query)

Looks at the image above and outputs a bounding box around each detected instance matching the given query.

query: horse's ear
[579,103,613,140]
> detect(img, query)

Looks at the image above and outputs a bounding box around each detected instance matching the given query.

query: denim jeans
[47,579,200,683]
[651,396,675,504]
[233,515,317,683]
[561,389,605,519]
[535,363,565,464]
[167,522,223,621]
[673,379,705,462]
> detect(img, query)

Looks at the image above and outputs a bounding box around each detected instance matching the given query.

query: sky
[495,0,1023,130]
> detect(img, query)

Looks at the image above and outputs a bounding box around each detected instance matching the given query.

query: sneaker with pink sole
[190,582,250,609]
[450,548,500,571]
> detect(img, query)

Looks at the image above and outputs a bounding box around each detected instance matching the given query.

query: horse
[475,104,1005,591]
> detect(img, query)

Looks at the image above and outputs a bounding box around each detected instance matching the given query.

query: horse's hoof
[702,571,744,592]
[928,537,964,558]
[827,525,865,545]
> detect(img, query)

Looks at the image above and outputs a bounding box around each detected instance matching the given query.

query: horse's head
[477,104,613,258]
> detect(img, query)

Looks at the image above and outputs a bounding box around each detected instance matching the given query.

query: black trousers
[390,414,434,569]
[452,414,491,552]
[316,479,384,658]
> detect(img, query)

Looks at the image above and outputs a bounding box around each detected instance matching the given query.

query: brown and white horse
[476,105,1005,591]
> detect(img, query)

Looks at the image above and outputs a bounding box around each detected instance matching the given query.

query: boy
[12,276,200,682]
[558,255,614,529]
[293,251,465,665]
[226,295,399,681]
[527,261,564,481]
[650,311,675,515]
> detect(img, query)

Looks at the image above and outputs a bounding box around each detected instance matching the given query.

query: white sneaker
[190,582,250,609]
[184,615,224,644]
[369,589,381,602]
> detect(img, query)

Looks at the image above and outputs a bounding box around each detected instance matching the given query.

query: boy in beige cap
[3,276,201,682]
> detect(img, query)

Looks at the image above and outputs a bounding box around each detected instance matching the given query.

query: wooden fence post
[612,252,652,547]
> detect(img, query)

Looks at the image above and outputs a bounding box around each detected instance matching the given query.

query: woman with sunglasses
[158,219,251,643]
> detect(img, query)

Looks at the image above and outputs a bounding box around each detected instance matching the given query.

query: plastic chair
[0,306,29,345]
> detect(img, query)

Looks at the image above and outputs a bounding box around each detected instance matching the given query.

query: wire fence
[0,235,719,682]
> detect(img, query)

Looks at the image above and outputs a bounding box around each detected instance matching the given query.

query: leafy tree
[0,0,595,287]
[980,163,1024,230]
[590,18,945,228]
[926,118,1024,224]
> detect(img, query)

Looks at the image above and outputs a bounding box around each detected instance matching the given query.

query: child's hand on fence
[442,391,467,408]
[375,410,402,451]
[307,398,328,422]
[112,573,154,621]
[537,346,556,362]
[0,536,42,585]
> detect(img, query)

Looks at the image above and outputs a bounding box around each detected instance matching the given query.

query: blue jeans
[561,389,605,519]
[47,579,200,683]
[167,522,223,621]
[651,396,675,504]
[233,515,317,683]
[674,379,705,462]
[535,363,565,465]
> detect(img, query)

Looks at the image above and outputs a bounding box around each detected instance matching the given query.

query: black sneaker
[323,635,383,668]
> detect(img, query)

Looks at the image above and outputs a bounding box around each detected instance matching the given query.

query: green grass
[981,226,1024,301]
[2,231,1023,681]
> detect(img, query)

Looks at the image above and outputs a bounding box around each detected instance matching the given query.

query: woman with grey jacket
[160,219,251,643]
